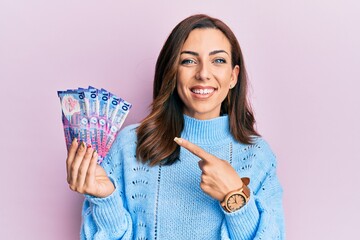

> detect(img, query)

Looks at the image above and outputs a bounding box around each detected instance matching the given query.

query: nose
[195,62,211,80]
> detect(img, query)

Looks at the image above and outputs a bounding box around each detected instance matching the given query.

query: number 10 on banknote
[57,86,132,163]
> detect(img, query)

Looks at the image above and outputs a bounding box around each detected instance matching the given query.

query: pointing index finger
[174,137,215,162]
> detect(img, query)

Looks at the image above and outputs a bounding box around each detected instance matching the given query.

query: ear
[230,65,240,89]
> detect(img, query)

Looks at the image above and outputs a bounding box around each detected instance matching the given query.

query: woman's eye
[181,59,196,65]
[214,58,226,64]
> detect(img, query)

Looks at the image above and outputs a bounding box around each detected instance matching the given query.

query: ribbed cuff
[85,188,128,234]
[222,195,260,239]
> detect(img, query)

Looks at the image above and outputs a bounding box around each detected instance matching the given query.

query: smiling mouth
[191,88,216,95]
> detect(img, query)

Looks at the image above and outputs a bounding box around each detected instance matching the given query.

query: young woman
[66,14,285,239]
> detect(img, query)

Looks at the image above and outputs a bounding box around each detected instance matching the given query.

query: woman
[66,14,285,239]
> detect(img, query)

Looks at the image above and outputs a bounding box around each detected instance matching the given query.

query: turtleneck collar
[181,115,232,145]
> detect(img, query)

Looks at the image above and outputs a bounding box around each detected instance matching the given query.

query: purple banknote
[57,86,131,163]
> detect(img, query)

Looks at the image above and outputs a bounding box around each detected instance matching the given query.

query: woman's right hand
[66,138,115,198]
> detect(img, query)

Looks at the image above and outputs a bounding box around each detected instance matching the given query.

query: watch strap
[241,177,250,198]
[221,177,251,212]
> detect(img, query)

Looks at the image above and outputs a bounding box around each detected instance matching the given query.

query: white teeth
[192,88,214,94]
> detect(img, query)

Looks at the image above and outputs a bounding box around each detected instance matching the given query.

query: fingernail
[80,141,86,149]
[87,144,92,149]
[93,150,98,156]
[174,137,182,144]
[72,138,77,144]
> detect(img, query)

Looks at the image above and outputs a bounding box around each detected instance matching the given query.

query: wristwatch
[221,177,250,213]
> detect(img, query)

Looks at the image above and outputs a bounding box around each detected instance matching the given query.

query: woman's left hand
[174,137,244,201]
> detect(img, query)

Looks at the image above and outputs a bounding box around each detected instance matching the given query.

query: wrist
[221,177,250,213]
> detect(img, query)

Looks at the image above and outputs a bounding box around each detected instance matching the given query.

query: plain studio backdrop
[0,0,359,239]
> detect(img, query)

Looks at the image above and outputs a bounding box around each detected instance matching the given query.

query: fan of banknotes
[57,86,132,163]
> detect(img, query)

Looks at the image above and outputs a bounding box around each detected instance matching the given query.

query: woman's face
[176,28,239,120]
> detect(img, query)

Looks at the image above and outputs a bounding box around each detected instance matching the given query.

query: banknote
[103,99,132,156]
[57,86,132,163]
[98,89,110,158]
[85,88,100,154]
[57,90,81,150]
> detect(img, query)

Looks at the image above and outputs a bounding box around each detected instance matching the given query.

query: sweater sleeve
[80,130,133,240]
[221,139,285,240]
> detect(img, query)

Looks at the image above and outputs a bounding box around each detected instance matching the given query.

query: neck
[181,115,232,145]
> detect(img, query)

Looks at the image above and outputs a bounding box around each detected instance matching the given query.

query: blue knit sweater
[81,115,285,239]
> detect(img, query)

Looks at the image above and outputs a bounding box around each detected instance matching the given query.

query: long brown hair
[136,14,259,166]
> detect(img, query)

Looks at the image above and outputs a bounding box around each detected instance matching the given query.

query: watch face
[227,194,246,212]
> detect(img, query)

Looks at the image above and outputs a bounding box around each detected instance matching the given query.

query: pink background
[1,1,359,239]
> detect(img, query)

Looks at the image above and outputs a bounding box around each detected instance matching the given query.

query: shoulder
[251,137,276,160]
[118,123,139,140]
[116,123,139,144]
[248,137,279,181]
[110,123,139,151]
[102,123,139,165]
[234,136,278,168]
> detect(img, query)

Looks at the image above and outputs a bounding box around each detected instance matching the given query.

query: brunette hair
[136,14,259,166]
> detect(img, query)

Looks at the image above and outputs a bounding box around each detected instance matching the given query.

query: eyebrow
[180,50,229,56]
